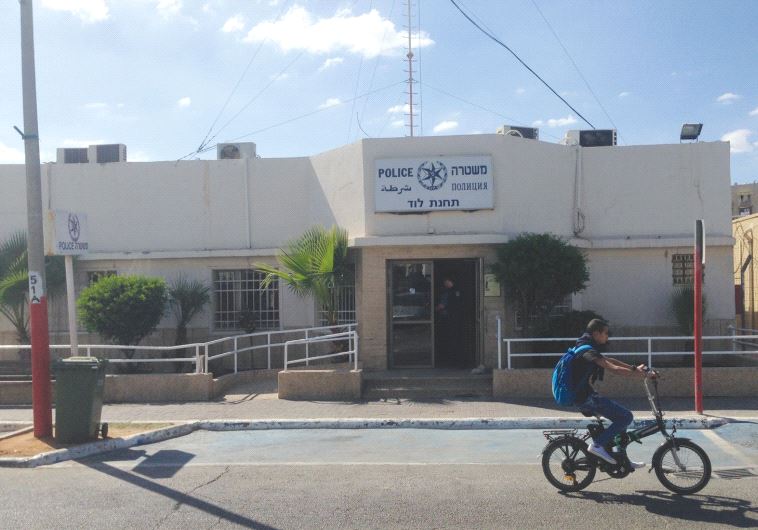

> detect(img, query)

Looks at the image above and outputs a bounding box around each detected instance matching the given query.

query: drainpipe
[572,145,585,236]
[245,156,252,249]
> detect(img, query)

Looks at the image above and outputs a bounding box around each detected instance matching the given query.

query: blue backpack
[551,344,594,406]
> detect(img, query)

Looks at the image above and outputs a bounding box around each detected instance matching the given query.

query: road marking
[701,430,755,467]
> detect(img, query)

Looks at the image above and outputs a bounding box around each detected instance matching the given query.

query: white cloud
[390,119,405,128]
[41,0,109,23]
[433,120,458,133]
[244,6,434,58]
[318,97,342,109]
[618,91,631,98]
[222,15,245,33]
[156,0,182,18]
[177,97,191,108]
[269,72,290,82]
[387,104,410,115]
[532,115,577,128]
[318,57,344,72]
[721,129,755,153]
[0,141,25,164]
[84,102,108,109]
[515,88,526,95]
[750,107,758,117]
[716,92,741,104]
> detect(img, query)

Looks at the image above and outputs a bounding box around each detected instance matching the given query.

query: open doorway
[433,259,478,369]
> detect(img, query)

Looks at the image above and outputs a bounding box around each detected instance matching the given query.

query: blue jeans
[579,393,634,448]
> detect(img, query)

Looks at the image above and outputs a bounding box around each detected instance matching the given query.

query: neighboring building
[732,182,758,217]
[734,212,758,329]
[0,134,735,370]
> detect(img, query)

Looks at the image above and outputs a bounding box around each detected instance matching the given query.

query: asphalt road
[1,425,756,529]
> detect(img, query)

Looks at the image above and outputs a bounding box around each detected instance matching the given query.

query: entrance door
[389,261,434,367]
[433,259,478,368]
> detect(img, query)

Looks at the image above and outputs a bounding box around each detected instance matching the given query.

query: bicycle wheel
[653,439,711,495]
[542,438,596,492]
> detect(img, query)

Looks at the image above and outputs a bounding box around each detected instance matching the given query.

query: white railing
[282,330,359,371]
[495,316,758,369]
[0,323,356,375]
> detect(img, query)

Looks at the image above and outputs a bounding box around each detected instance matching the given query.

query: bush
[78,275,168,368]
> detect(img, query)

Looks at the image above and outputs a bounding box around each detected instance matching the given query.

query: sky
[1,0,757,183]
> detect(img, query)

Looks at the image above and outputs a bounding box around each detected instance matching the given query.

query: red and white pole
[694,220,704,414]
[20,0,53,437]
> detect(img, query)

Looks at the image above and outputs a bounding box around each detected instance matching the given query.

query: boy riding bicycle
[572,319,656,466]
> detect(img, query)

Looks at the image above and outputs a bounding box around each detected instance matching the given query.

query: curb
[0,415,735,468]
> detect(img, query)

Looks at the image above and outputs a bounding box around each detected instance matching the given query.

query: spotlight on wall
[680,123,703,142]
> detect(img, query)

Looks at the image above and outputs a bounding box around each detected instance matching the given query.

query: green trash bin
[54,356,109,443]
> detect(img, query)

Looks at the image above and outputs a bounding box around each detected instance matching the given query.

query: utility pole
[405,0,416,137]
[19,0,53,438]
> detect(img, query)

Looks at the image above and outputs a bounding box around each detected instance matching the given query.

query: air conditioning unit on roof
[217,142,257,160]
[56,147,89,164]
[497,125,539,140]
[564,129,617,147]
[88,143,127,163]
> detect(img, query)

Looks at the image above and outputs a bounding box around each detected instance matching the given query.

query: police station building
[0,132,735,371]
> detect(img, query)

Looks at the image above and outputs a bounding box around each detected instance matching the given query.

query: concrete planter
[493,366,758,399]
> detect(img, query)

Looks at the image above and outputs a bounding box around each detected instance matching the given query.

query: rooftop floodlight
[680,123,703,142]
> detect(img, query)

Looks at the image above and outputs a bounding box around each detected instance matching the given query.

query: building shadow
[562,489,757,527]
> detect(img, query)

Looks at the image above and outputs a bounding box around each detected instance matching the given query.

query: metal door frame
[387,260,435,369]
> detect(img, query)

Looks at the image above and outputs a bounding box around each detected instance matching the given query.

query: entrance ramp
[363,369,492,400]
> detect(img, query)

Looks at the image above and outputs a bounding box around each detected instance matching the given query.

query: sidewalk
[2,380,757,426]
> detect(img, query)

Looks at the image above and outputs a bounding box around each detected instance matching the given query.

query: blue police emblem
[416,161,448,191]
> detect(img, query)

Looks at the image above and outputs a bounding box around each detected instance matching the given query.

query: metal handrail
[283,331,359,371]
[496,329,758,369]
[0,323,357,374]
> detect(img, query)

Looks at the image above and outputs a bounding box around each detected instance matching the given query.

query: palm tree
[168,276,210,372]
[255,225,352,327]
[0,231,66,354]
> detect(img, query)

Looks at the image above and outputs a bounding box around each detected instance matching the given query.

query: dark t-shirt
[571,346,605,404]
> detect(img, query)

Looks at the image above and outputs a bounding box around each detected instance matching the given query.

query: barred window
[318,283,356,326]
[87,270,116,285]
[213,270,279,331]
[672,254,694,285]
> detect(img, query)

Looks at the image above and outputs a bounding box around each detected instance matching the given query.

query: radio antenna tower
[404,0,418,137]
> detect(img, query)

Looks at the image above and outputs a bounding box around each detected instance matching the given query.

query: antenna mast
[405,0,417,137]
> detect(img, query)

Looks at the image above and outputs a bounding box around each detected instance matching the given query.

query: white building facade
[0,134,734,370]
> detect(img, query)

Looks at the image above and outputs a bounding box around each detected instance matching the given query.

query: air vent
[564,129,617,147]
[92,144,127,163]
[57,148,89,164]
[217,142,257,160]
[496,125,539,140]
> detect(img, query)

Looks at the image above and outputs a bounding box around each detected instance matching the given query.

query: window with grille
[87,270,116,285]
[213,270,279,330]
[672,254,695,285]
[316,265,356,326]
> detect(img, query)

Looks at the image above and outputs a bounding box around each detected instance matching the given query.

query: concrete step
[362,372,492,399]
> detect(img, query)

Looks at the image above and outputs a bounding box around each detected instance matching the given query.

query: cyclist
[573,319,656,466]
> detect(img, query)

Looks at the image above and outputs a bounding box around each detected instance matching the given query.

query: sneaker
[588,443,617,464]
[629,461,646,469]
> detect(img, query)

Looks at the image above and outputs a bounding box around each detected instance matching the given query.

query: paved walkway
[2,380,757,425]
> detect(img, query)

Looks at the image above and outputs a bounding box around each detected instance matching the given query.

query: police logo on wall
[416,160,448,191]
[67,213,81,242]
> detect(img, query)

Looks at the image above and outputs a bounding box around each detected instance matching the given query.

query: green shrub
[78,275,168,361]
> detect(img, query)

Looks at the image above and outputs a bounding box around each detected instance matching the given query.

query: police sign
[375,155,493,212]
[46,210,89,256]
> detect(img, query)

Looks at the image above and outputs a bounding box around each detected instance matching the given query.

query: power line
[420,81,563,141]
[196,0,292,153]
[185,81,405,158]
[448,0,595,129]
[529,0,620,138]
